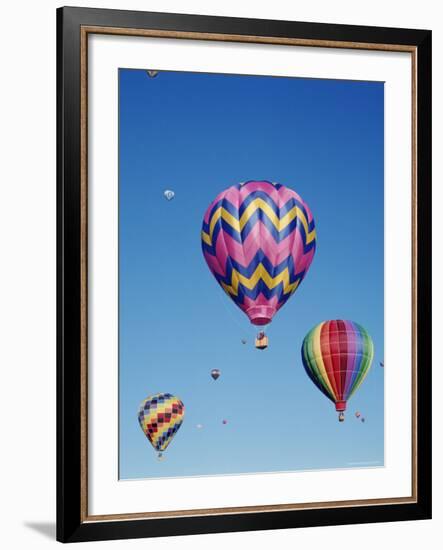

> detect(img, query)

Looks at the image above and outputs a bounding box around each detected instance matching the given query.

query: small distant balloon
[380,361,384,368]
[164,189,175,201]
[361,417,366,423]
[211,369,220,381]
[147,70,159,78]
[355,411,361,418]
[222,419,228,425]
[241,338,247,345]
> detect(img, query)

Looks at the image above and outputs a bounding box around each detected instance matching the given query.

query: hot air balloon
[201,180,316,345]
[222,419,228,425]
[147,70,159,78]
[211,368,220,381]
[164,189,175,201]
[138,393,184,458]
[355,411,361,418]
[380,361,384,368]
[302,320,374,422]
[241,338,247,345]
[361,417,366,423]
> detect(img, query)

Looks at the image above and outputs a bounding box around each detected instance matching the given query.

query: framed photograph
[57,6,432,543]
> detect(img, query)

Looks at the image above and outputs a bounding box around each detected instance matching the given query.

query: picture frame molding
[57,6,431,543]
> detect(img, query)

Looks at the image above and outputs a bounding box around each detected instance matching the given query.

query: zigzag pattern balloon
[201,180,316,326]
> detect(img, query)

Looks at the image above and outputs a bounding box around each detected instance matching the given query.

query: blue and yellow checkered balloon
[138,393,185,454]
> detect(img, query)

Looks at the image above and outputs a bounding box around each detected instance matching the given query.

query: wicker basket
[255,335,268,350]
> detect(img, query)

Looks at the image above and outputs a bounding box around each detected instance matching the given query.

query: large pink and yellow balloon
[201,180,316,327]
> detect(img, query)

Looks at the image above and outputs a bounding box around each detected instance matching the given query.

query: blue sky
[118,68,384,480]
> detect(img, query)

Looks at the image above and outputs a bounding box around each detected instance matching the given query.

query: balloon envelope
[201,181,316,326]
[164,189,175,201]
[301,320,374,413]
[138,393,184,453]
[211,369,220,380]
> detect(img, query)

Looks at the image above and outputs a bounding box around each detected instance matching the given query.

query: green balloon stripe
[348,327,374,398]
[303,329,336,401]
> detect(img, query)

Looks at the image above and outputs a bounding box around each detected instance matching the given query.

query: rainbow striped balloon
[201,181,316,326]
[301,320,374,414]
[138,393,184,454]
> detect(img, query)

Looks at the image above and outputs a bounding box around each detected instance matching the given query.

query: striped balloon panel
[138,393,185,452]
[301,320,374,404]
[201,181,316,324]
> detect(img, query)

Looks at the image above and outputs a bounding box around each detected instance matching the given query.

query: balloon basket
[255,334,268,350]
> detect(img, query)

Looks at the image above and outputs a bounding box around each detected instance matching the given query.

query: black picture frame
[57,6,432,543]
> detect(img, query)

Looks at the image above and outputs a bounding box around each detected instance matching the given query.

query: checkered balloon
[138,393,185,453]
